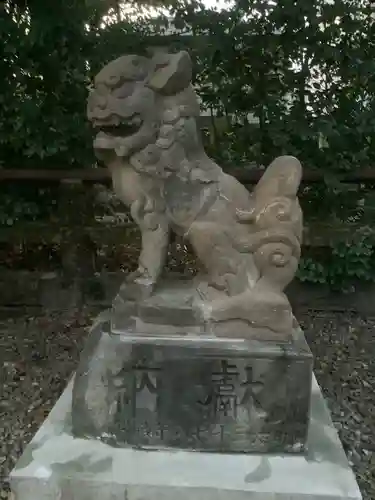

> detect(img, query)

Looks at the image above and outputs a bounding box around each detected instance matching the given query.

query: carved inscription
[198,361,239,419]
[115,357,277,448]
[240,366,265,408]
[134,362,160,393]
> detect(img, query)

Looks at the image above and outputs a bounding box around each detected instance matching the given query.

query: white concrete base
[10,376,362,500]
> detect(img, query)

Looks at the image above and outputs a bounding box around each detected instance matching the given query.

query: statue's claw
[117,268,155,301]
[125,268,147,283]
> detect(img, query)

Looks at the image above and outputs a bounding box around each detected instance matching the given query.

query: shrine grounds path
[0,306,374,499]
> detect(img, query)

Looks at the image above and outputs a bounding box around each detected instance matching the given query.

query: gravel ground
[0,306,374,499]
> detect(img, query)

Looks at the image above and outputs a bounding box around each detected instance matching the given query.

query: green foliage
[0,184,59,226]
[298,236,375,291]
[1,0,375,289]
[2,0,373,171]
[0,0,152,168]
[174,0,374,169]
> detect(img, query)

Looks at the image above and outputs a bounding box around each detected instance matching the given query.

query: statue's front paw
[118,269,155,301]
[125,268,148,284]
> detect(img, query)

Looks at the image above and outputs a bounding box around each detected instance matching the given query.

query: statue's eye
[112,82,135,99]
[108,75,120,86]
[155,62,168,71]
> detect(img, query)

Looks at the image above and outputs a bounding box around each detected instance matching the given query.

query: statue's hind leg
[194,286,293,335]
[187,220,253,296]
[189,225,297,335]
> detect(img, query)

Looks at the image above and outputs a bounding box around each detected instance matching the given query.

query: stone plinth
[111,280,297,341]
[10,375,362,500]
[71,311,313,453]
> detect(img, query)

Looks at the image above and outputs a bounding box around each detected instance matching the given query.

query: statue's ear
[147,51,192,95]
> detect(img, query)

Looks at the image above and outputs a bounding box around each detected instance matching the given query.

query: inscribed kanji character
[240,365,265,410]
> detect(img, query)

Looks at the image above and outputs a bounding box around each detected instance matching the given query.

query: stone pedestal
[71,311,313,453]
[10,375,362,500]
[111,280,297,341]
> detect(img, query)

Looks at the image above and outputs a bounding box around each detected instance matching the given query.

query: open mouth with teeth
[93,115,143,139]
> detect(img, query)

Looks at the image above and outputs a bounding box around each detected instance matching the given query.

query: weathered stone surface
[111,280,297,341]
[137,280,198,326]
[87,50,304,338]
[72,312,313,453]
[10,375,362,500]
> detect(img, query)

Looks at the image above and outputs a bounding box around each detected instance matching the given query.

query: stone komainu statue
[87,50,303,336]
